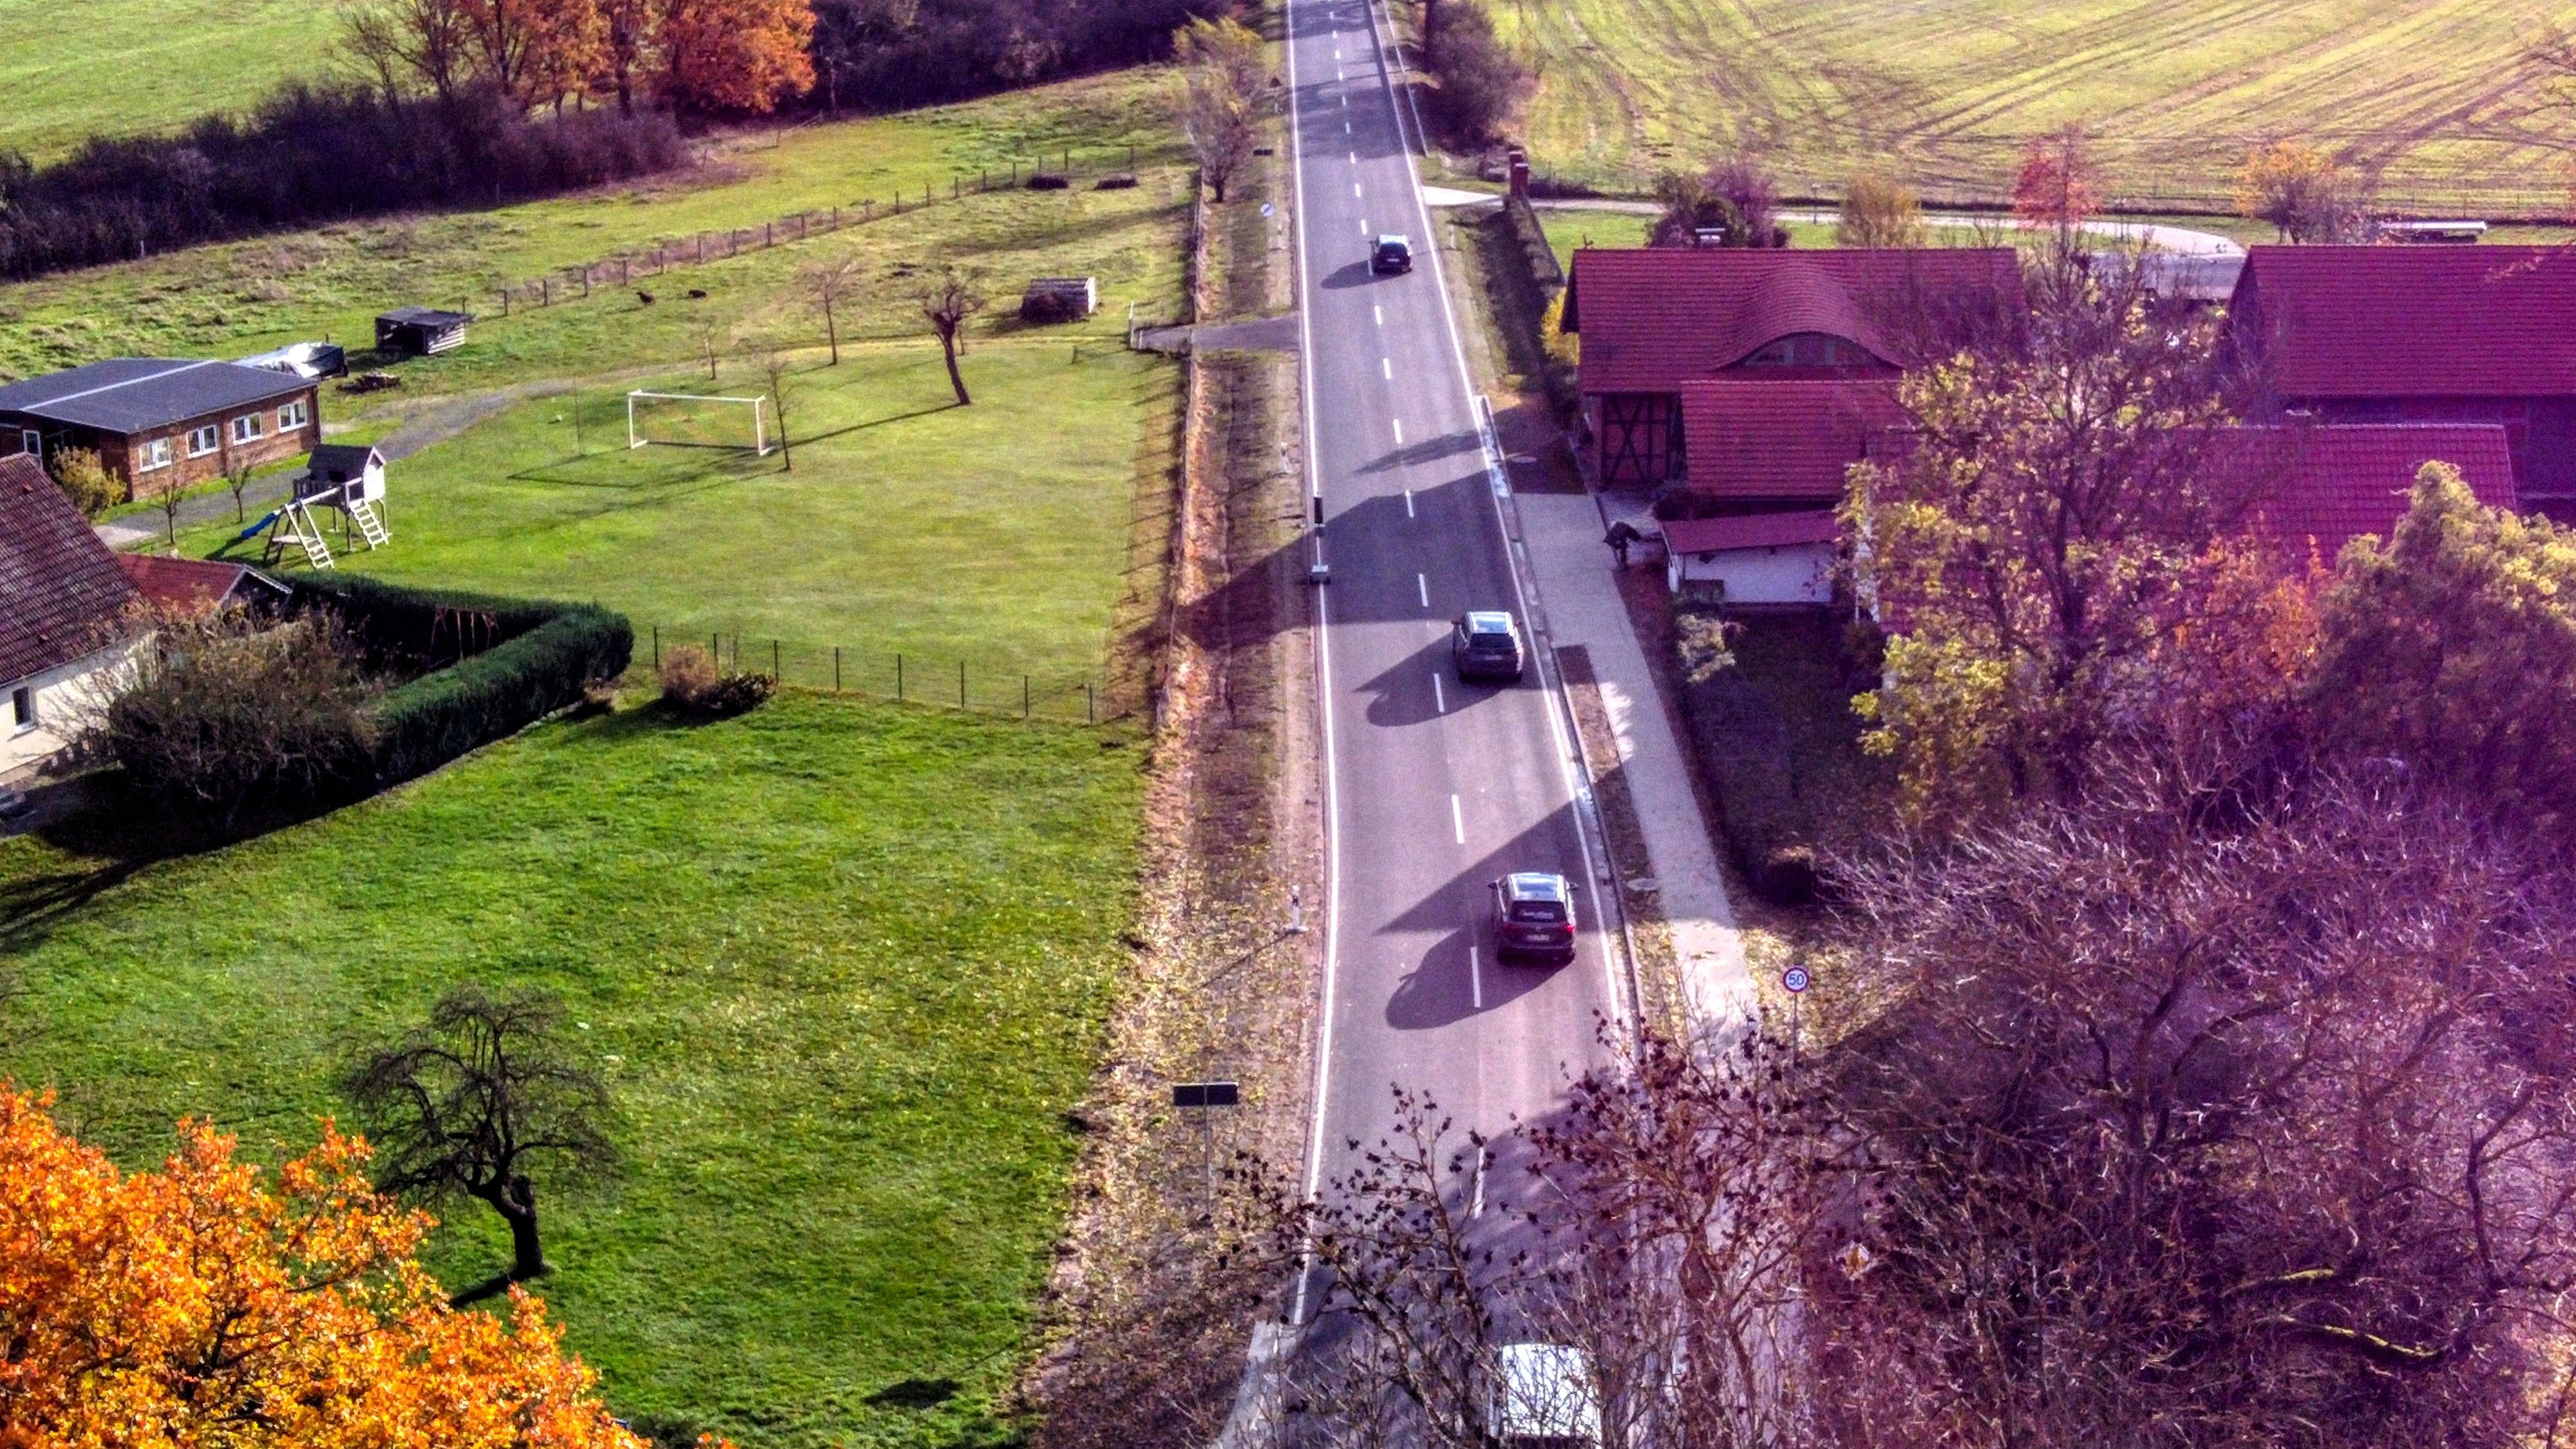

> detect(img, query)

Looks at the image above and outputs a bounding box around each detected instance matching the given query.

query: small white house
[299,443,386,506]
[1661,509,1840,604]
[1,453,142,779]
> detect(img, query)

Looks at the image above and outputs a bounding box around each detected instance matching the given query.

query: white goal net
[626,391,773,455]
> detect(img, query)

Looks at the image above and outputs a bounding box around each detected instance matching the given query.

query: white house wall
[2,642,136,779]
[1667,542,1835,604]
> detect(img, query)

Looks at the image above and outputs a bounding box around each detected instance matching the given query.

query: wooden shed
[1020,276,1097,324]
[375,307,472,355]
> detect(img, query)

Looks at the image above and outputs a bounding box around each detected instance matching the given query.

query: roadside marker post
[1173,1081,1242,1215]
[1783,965,1810,1063]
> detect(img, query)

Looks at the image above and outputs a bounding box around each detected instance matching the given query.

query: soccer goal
[626,391,773,455]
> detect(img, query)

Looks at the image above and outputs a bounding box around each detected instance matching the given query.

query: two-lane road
[1289,0,1624,1240]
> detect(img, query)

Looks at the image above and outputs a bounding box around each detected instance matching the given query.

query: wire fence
[484,146,1163,317]
[634,624,1128,726]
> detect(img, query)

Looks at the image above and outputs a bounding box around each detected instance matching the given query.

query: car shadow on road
[1386,923,1554,1030]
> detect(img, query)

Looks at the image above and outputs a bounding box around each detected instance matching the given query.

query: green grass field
[178,342,1171,694]
[0,694,1144,1448]
[0,0,334,158]
[1489,0,2575,209]
[0,68,1188,387]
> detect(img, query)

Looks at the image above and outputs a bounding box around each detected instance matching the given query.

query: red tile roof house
[0,358,321,502]
[117,554,292,617]
[1690,424,2514,614]
[2228,246,2576,520]
[0,453,143,779]
[2231,421,2517,560]
[1560,247,2022,491]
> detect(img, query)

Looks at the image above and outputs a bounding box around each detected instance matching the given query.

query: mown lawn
[0,693,1145,1449]
[0,67,1190,386]
[176,342,1173,697]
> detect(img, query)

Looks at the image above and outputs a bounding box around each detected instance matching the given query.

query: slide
[234,509,281,543]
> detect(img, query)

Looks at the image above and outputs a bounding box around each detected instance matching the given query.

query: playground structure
[236,444,390,570]
[626,390,774,455]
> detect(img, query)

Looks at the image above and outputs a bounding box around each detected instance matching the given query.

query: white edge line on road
[1452,793,1465,844]
[1381,357,1392,379]
[1392,416,1404,444]
[1284,0,1344,1329]
[1470,945,1483,1012]
[1432,669,1444,712]
[1417,571,1428,607]
[1404,487,1415,518]
[1363,0,1632,1036]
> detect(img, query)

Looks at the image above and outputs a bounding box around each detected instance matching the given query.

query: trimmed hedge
[289,575,632,789]
[1672,607,1819,904]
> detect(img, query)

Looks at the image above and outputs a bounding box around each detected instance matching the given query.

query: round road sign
[1782,966,1811,994]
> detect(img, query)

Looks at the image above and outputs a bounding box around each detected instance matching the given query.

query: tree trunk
[483,1175,551,1281]
[939,330,972,406]
[826,305,840,365]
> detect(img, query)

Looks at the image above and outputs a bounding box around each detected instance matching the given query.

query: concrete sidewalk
[1517,490,1752,1028]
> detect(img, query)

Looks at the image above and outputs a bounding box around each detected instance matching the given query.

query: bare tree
[697,317,723,381]
[921,268,985,406]
[1174,16,1264,204]
[801,253,863,365]
[155,479,186,549]
[339,0,475,107]
[345,986,615,1293]
[223,456,256,524]
[752,344,795,472]
[1814,768,2576,1448]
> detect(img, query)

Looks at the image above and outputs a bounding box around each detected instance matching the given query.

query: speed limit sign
[1782,965,1810,994]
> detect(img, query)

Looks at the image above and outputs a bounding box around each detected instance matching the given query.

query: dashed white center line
[1373,303,1383,325]
[1417,571,1429,607]
[1392,417,1405,444]
[1432,670,1444,713]
[1404,488,1416,518]
[1349,151,1357,164]
[1353,182,1363,198]
[1451,793,1465,844]
[1360,218,1369,235]
[1469,946,1484,1012]
[1345,120,1352,133]
[1381,357,1392,379]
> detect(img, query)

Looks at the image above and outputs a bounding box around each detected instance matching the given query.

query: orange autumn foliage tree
[655,0,815,113]
[0,1090,661,1449]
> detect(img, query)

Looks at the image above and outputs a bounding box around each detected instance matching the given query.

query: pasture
[1490,0,2572,209]
[0,0,332,159]
[0,694,1144,1449]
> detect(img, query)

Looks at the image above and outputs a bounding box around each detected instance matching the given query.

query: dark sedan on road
[1452,610,1526,682]
[1371,233,1414,274]
[1492,872,1578,964]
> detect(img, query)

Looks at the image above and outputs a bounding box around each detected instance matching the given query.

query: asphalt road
[1287,0,1625,1254]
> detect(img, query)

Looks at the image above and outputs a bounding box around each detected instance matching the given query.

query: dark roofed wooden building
[375,307,471,355]
[2229,246,2576,517]
[1561,247,2021,488]
[0,358,319,501]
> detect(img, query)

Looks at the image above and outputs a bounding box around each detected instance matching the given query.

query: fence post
[652,625,659,667]
[1023,675,1030,719]
[1087,683,1095,724]
[833,646,841,692]
[897,654,904,701]
[542,278,551,306]
[772,638,780,677]
[953,176,960,199]
[765,221,773,247]
[733,633,741,672]
[500,290,511,316]
[959,659,967,708]
[711,632,719,665]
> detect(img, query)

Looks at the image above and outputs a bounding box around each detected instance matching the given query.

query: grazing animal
[687,288,708,299]
[637,290,656,305]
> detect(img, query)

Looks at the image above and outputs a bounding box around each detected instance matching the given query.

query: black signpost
[1173,1081,1241,1209]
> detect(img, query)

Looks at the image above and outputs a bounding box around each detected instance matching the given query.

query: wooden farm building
[375,307,471,355]
[2229,246,2576,518]
[0,358,319,500]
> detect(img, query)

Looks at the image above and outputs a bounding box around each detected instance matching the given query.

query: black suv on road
[1492,873,1578,964]
[1452,611,1526,681]
[1371,234,1414,274]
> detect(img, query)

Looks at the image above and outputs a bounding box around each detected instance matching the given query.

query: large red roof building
[1561,247,2019,491]
[2228,246,2576,515]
